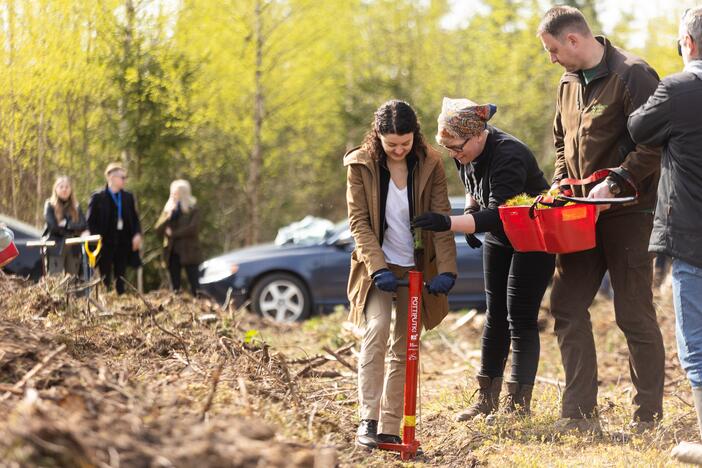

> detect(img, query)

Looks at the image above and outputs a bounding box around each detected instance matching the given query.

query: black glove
[465,234,482,249]
[372,268,398,292]
[426,272,456,295]
[412,212,451,232]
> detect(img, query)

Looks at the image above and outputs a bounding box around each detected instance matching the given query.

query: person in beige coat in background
[155,180,203,296]
[344,99,457,450]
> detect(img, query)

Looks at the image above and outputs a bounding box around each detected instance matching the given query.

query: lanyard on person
[109,190,123,230]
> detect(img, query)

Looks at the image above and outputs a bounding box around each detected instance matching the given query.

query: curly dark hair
[361,100,427,161]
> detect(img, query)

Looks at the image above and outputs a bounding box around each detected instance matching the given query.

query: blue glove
[372,268,398,292]
[426,272,456,295]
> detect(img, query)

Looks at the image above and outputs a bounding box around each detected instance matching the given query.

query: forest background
[0,0,694,288]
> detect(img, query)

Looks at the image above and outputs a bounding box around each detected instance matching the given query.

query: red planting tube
[377,269,422,460]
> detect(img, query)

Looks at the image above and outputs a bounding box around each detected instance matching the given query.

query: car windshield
[273,198,465,247]
[274,216,337,246]
[324,220,351,244]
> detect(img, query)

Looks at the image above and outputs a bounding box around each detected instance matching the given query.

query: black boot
[377,433,401,444]
[455,375,502,421]
[504,381,533,415]
[377,433,424,456]
[356,419,378,449]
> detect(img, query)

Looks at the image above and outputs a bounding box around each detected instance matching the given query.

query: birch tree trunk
[7,0,18,218]
[245,0,265,244]
[36,103,46,227]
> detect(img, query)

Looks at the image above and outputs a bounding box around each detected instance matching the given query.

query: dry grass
[0,272,695,467]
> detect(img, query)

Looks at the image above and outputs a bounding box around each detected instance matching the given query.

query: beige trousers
[358,264,414,435]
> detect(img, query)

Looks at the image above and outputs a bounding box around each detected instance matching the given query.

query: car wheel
[251,273,311,322]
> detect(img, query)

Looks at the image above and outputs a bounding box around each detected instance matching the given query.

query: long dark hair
[361,100,427,161]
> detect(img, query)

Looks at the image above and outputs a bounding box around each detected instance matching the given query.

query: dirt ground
[0,272,696,467]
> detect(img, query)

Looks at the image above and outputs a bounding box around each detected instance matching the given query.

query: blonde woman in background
[43,176,87,275]
[155,180,203,296]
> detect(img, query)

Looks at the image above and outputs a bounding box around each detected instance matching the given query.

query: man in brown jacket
[538,6,665,433]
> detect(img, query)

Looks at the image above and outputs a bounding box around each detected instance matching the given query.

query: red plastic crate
[0,241,19,267]
[537,204,596,253]
[498,205,546,252]
[499,203,597,254]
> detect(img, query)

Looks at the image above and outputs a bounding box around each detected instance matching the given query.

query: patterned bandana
[437,97,497,140]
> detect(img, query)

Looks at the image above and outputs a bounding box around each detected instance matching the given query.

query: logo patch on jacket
[589,104,608,116]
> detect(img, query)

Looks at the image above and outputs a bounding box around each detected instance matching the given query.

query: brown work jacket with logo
[552,36,661,216]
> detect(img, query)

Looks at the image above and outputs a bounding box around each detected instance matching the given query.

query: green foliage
[504,193,539,207]
[244,329,262,344]
[0,0,690,290]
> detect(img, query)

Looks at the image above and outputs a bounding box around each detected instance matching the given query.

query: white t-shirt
[382,179,414,267]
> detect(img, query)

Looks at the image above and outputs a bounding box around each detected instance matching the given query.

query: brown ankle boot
[456,375,502,422]
[504,381,533,415]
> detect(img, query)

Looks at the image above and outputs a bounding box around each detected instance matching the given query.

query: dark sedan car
[200,198,486,322]
[0,214,43,280]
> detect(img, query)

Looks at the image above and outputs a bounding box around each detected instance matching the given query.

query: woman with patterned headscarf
[413,98,555,420]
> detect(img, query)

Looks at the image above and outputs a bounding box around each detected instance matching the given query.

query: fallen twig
[674,393,695,408]
[223,337,294,397]
[450,309,478,332]
[307,402,318,439]
[302,370,343,379]
[437,330,472,361]
[322,346,357,374]
[295,357,329,378]
[277,353,300,404]
[64,277,102,295]
[87,297,113,317]
[122,277,191,365]
[665,376,687,387]
[1,343,66,401]
[201,359,225,421]
[238,377,251,411]
[535,376,563,387]
[222,287,234,312]
[289,342,354,365]
[0,383,24,395]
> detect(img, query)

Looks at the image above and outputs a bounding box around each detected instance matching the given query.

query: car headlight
[200,261,239,284]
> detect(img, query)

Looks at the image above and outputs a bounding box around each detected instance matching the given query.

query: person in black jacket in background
[413,98,555,420]
[43,176,87,275]
[87,163,142,294]
[628,6,702,438]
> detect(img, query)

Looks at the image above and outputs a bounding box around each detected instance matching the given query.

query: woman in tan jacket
[344,100,457,449]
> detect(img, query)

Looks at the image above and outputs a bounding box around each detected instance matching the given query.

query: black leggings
[480,235,555,384]
[168,253,200,296]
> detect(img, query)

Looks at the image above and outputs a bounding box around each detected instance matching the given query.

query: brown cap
[105,162,126,178]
